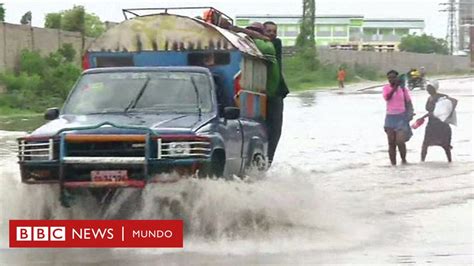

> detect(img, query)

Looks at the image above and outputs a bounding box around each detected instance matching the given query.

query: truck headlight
[18,139,54,161]
[168,142,191,156]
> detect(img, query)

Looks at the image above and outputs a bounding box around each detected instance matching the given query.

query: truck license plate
[91,170,128,182]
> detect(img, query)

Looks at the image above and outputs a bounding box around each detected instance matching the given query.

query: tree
[20,11,32,25]
[295,0,319,70]
[58,43,76,62]
[296,0,316,49]
[45,13,62,29]
[0,3,5,22]
[84,13,106,38]
[399,34,449,55]
[60,5,85,33]
[44,6,105,37]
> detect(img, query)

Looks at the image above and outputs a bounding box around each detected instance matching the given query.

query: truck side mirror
[44,108,60,120]
[223,107,240,120]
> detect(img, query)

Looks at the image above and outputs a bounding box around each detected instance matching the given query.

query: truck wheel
[247,153,267,175]
[199,150,225,178]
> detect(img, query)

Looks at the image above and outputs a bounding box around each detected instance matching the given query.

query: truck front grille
[67,142,146,157]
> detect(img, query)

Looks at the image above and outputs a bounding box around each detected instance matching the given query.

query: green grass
[0,113,45,132]
[282,55,383,92]
[0,105,39,116]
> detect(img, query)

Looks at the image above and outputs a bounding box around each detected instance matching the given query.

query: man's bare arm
[223,24,270,41]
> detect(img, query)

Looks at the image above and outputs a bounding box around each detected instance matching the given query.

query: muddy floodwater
[0,78,472,265]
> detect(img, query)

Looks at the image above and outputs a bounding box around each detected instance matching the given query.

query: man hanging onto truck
[223,22,282,166]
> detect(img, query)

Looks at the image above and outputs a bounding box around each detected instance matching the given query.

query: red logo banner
[9,220,183,248]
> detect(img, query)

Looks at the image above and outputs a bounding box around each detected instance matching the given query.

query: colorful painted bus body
[84,13,269,121]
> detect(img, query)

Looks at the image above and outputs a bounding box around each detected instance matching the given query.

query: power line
[439,0,459,55]
[440,0,474,54]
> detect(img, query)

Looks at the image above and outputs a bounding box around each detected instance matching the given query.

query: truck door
[218,117,243,176]
[210,69,244,176]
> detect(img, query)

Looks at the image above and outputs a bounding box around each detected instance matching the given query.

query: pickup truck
[18,67,268,207]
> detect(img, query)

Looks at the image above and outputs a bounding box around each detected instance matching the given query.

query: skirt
[423,117,452,147]
[384,113,413,141]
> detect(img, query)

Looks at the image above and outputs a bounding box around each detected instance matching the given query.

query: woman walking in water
[383,70,414,165]
[416,80,457,162]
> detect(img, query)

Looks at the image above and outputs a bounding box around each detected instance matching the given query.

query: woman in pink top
[383,70,414,165]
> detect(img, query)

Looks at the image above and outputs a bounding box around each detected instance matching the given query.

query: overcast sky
[3,0,449,38]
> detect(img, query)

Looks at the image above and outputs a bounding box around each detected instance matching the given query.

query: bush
[0,47,81,112]
[283,56,338,90]
[399,34,449,55]
[283,54,384,91]
[296,47,320,71]
[19,50,48,76]
[0,72,42,92]
[58,43,76,62]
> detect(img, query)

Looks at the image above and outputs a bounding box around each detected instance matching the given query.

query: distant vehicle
[406,68,425,91]
[452,50,468,57]
[17,8,270,207]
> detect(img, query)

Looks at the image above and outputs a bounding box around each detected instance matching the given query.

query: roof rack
[122,7,233,24]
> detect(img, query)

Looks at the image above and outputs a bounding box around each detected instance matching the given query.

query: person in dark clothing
[263,21,289,165]
[416,80,457,162]
[197,52,231,115]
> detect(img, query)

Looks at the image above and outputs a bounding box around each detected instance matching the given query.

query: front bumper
[18,123,212,188]
[20,157,212,187]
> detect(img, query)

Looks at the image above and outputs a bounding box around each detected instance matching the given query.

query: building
[459,0,473,52]
[235,15,424,52]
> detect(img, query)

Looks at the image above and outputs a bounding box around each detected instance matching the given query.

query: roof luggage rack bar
[122,7,233,24]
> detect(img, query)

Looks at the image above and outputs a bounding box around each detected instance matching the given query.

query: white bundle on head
[426,80,439,91]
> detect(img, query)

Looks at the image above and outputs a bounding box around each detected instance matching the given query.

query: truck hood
[30,113,215,137]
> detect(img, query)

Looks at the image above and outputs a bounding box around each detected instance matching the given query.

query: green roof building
[235,15,425,52]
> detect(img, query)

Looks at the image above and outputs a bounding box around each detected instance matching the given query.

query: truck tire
[199,150,225,178]
[245,152,267,176]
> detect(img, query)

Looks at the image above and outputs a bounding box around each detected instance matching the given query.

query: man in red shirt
[337,67,346,88]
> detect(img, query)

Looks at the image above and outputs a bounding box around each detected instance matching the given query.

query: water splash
[0,153,377,254]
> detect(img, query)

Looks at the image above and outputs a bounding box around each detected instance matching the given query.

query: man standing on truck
[232,22,282,165]
[263,21,289,165]
[222,21,282,166]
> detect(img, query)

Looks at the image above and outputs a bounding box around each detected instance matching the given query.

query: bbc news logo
[10,220,183,248]
[16,226,66,241]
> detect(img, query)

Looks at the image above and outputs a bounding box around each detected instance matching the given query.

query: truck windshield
[62,71,213,115]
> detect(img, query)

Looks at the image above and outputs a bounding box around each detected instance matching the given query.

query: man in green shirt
[263,21,288,165]
[253,38,281,97]
[224,22,280,95]
[225,22,283,166]
[248,23,284,165]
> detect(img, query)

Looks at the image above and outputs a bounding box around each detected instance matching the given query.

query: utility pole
[471,27,474,68]
[440,0,458,55]
[296,0,316,49]
[458,0,474,52]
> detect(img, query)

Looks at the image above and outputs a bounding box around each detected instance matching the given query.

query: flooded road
[0,78,472,264]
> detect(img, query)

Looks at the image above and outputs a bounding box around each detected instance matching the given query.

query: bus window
[188,52,230,67]
[96,56,134,67]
